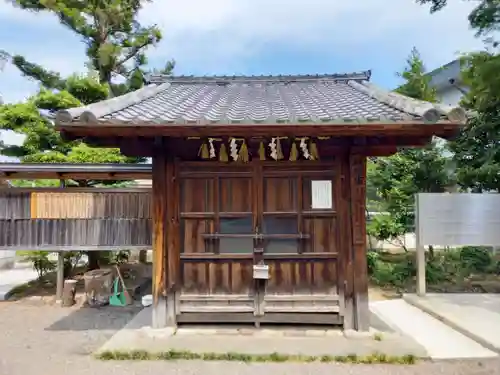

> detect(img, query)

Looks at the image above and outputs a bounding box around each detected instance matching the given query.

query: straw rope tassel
[219,143,229,162]
[310,140,319,160]
[198,142,209,159]
[289,140,298,161]
[239,140,249,163]
[276,138,284,160]
[258,141,266,161]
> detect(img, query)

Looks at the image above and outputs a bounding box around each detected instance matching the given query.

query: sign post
[415,193,500,296]
[415,194,426,296]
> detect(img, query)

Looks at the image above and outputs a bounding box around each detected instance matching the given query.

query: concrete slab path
[404,293,500,354]
[97,307,428,358]
[370,299,497,359]
[0,263,38,300]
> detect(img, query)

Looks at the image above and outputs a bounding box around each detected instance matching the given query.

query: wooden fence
[0,188,152,250]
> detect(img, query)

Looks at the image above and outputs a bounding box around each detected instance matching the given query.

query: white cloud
[140,0,483,72]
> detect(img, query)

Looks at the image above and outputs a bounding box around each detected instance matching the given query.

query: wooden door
[177,162,342,325]
[177,164,257,321]
[257,162,342,323]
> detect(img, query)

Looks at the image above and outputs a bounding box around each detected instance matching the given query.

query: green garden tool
[109,277,127,306]
[109,266,132,307]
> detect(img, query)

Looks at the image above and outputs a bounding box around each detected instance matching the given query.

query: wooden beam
[352,146,398,156]
[349,153,370,332]
[152,152,168,328]
[57,122,462,140]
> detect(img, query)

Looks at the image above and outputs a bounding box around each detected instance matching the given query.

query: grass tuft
[373,332,384,341]
[95,349,419,364]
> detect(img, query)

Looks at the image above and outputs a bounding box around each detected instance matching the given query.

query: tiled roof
[55,72,467,126]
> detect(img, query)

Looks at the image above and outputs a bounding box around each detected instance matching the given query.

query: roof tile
[56,73,467,126]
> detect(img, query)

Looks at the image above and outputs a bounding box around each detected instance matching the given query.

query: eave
[0,163,152,180]
[58,120,463,141]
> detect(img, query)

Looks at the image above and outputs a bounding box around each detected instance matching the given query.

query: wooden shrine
[53,72,466,331]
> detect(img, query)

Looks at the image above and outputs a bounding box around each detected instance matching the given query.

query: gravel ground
[0,301,499,375]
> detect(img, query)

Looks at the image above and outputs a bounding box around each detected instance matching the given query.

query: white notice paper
[311,180,332,209]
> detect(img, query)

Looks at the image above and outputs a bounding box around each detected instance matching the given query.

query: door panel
[263,177,297,212]
[220,178,253,213]
[180,178,214,212]
[178,167,255,315]
[303,217,338,253]
[260,164,341,315]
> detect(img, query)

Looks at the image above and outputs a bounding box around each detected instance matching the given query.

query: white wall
[436,86,466,106]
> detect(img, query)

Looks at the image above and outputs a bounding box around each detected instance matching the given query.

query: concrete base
[404,293,500,354]
[372,298,497,359]
[97,307,428,358]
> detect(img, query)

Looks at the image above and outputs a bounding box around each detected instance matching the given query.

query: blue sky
[0,0,485,152]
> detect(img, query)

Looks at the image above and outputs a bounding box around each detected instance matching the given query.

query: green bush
[371,261,397,286]
[367,247,493,289]
[99,250,131,266]
[20,251,55,279]
[392,258,415,284]
[424,255,448,284]
[490,259,500,275]
[459,246,492,273]
[367,251,379,275]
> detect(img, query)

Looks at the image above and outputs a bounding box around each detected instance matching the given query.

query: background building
[426,58,468,106]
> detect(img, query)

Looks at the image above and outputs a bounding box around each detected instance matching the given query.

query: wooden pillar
[56,179,66,302]
[56,252,64,302]
[152,152,168,328]
[349,154,370,331]
[165,157,179,326]
[339,152,355,330]
[151,147,178,329]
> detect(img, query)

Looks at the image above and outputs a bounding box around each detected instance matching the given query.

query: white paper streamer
[230,138,239,161]
[269,138,278,160]
[208,138,216,158]
[300,137,311,159]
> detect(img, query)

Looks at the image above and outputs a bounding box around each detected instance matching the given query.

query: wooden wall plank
[30,192,151,219]
[0,219,152,248]
[0,191,31,219]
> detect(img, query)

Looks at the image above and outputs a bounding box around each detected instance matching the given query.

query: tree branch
[116,41,151,67]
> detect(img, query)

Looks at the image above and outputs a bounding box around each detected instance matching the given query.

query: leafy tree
[416,0,500,37]
[367,48,452,251]
[0,74,146,269]
[448,51,500,192]
[394,47,438,102]
[0,74,145,182]
[6,0,174,94]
